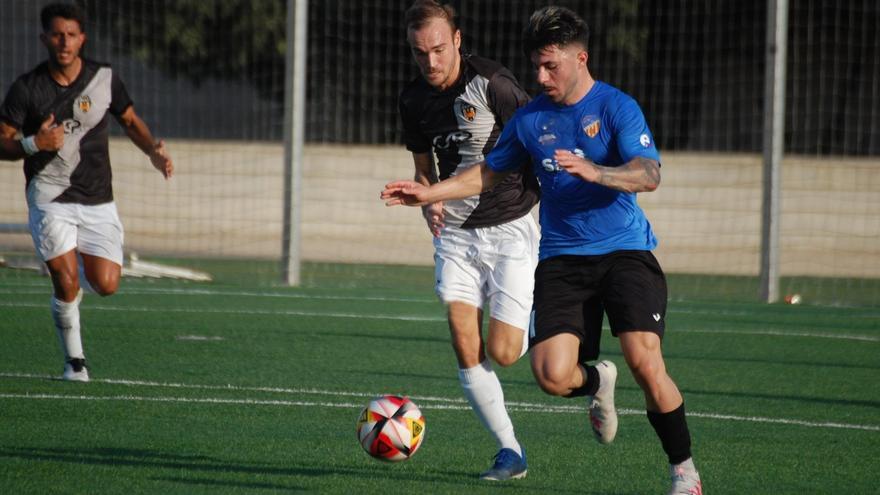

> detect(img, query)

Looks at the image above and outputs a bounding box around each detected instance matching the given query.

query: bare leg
[619,331,682,412]
[529,333,584,396]
[79,253,120,297]
[447,301,522,461]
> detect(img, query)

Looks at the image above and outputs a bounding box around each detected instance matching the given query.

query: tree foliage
[79,0,287,100]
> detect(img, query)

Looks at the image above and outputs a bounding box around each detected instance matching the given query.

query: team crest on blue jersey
[459,102,477,122]
[581,114,600,138]
[640,133,652,148]
[78,95,91,113]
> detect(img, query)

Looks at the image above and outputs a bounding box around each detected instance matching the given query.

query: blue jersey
[486,81,660,260]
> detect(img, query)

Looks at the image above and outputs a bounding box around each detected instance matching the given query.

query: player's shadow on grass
[353,368,539,388]
[663,349,880,372]
[0,445,621,493]
[678,386,880,409]
[327,330,448,344]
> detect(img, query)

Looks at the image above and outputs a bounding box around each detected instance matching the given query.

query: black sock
[564,364,600,398]
[647,402,692,465]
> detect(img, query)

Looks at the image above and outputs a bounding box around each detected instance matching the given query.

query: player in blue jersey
[0,3,173,382]
[383,6,702,494]
[398,0,539,481]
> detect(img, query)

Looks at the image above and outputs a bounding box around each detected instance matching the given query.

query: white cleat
[668,458,703,495]
[62,358,90,382]
[588,360,618,444]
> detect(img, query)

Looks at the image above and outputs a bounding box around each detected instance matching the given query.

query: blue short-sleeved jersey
[486,81,660,260]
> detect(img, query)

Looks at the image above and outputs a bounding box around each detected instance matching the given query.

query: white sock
[51,289,84,361]
[674,457,697,471]
[459,359,521,456]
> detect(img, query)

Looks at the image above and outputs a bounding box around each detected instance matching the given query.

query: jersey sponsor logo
[459,102,477,122]
[538,132,557,146]
[652,313,662,321]
[541,148,584,172]
[432,130,472,150]
[78,95,91,113]
[63,118,82,134]
[640,133,652,148]
[581,114,600,138]
[537,114,562,147]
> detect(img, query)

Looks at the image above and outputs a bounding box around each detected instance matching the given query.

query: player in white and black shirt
[399,55,538,229]
[0,3,173,382]
[396,1,538,481]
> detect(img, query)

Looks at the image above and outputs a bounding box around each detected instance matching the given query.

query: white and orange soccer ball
[356,395,425,462]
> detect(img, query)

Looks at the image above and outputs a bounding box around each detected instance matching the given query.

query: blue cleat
[479,447,527,481]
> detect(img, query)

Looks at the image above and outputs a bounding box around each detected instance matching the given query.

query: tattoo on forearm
[594,157,660,192]
[639,157,661,186]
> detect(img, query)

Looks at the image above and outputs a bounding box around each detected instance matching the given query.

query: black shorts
[531,250,667,362]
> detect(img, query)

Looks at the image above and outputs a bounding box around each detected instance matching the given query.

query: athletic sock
[564,364,600,398]
[647,402,693,465]
[51,289,84,361]
[459,359,521,456]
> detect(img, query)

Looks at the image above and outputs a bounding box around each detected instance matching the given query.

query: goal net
[1,0,878,306]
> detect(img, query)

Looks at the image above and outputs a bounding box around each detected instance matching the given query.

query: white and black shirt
[399,54,538,229]
[0,59,133,206]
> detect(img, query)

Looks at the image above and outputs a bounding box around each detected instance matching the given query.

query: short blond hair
[405,0,457,32]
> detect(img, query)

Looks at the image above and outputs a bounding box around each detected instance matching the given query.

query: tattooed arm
[553,150,660,193]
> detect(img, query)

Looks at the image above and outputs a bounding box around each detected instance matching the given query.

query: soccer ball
[356,395,425,462]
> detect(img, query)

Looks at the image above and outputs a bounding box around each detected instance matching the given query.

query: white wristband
[20,135,39,156]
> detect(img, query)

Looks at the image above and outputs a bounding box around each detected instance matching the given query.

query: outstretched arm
[0,115,64,160]
[411,152,445,237]
[381,161,507,207]
[116,106,173,179]
[554,150,660,193]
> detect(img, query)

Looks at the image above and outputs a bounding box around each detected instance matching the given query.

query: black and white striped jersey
[0,59,133,206]
[399,54,539,229]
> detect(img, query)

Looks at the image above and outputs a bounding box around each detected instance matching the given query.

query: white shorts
[433,214,539,331]
[28,201,125,266]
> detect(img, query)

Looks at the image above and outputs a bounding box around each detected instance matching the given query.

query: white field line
[5,286,879,318]
[672,328,880,342]
[0,299,876,341]
[0,301,447,322]
[2,284,879,316]
[0,287,438,304]
[1,372,878,432]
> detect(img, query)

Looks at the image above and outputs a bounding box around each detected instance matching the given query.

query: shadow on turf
[678,385,880,409]
[0,446,635,493]
[662,349,880,372]
[325,330,448,344]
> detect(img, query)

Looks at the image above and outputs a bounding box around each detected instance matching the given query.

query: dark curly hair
[522,6,589,55]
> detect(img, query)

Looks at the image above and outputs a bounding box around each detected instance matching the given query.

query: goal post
[0,0,877,307]
[759,0,789,303]
[281,0,308,286]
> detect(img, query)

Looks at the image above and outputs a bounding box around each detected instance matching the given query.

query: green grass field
[1,262,878,494]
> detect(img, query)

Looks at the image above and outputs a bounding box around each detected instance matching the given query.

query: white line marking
[0,287,437,304]
[674,328,880,342]
[0,302,447,322]
[1,301,875,341]
[1,373,877,432]
[175,335,225,341]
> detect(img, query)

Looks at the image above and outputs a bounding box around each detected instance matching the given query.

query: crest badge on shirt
[459,102,477,122]
[581,114,600,138]
[78,95,91,113]
[639,133,652,148]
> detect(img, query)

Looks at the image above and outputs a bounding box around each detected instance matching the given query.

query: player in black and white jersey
[398,1,539,481]
[0,3,173,382]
